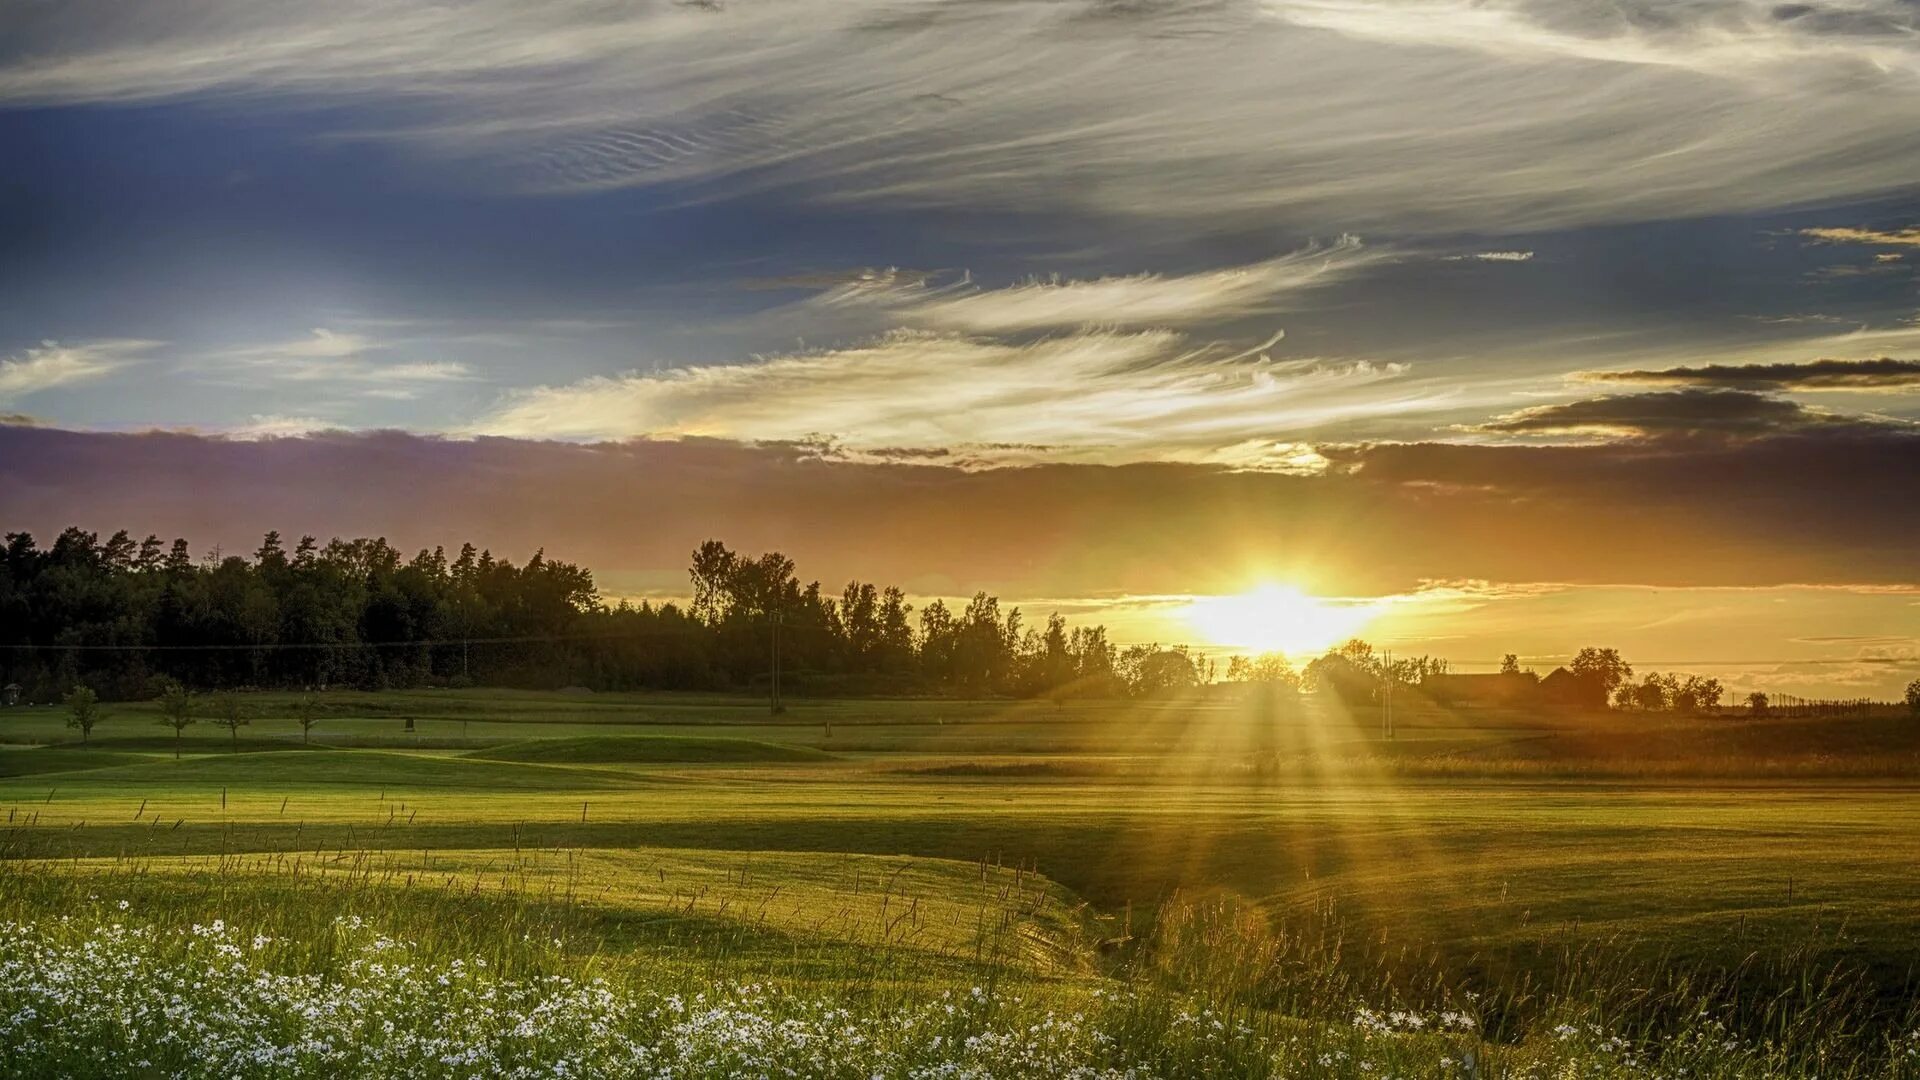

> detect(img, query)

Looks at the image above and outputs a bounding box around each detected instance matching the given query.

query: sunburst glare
[1181,582,1373,657]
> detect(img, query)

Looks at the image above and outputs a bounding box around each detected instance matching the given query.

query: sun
[1182,583,1371,657]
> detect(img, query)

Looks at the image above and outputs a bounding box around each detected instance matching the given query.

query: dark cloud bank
[1579,357,1920,391]
[3,422,1916,598]
[1474,388,1908,436]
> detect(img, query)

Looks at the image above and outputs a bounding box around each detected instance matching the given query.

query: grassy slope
[0,746,151,777]
[2,688,1917,1002]
[29,749,649,791]
[0,845,1088,983]
[471,733,835,764]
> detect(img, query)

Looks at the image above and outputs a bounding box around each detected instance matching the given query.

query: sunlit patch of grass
[471,734,836,765]
[0,846,1091,982]
[67,749,649,791]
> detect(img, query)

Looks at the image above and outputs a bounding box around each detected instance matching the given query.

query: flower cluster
[0,917,1148,1079]
[1,914,1908,1079]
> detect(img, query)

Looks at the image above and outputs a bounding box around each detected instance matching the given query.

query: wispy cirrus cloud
[1799,226,1920,248]
[1444,251,1535,263]
[6,1,1920,233]
[0,340,155,402]
[816,237,1388,333]
[207,328,473,393]
[473,327,1433,466]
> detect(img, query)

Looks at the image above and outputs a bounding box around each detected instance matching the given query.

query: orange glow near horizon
[1181,582,1375,658]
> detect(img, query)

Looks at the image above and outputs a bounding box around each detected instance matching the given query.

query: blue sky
[2,0,1918,693]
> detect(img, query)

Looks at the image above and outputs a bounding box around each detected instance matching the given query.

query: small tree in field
[293,695,322,745]
[1747,691,1768,717]
[1908,678,1920,718]
[63,686,100,744]
[211,693,250,752]
[156,680,196,759]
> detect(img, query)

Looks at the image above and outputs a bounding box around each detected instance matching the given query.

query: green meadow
[3,689,1918,1077]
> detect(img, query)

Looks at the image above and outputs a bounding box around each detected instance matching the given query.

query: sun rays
[1182,583,1374,658]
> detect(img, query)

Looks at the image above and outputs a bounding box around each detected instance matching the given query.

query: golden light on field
[1181,582,1373,657]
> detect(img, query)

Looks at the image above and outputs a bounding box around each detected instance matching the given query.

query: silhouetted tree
[1571,647,1633,707]
[1119,645,1203,697]
[1228,652,1301,689]
[1632,672,1675,712]
[1674,675,1722,714]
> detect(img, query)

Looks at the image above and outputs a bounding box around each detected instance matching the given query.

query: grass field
[2,688,1917,1076]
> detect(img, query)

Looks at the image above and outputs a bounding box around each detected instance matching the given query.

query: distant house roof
[1538,666,1603,707]
[1426,671,1536,705]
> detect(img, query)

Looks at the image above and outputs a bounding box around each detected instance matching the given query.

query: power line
[1442,658,1912,668]
[0,635,1908,667]
[0,631,644,652]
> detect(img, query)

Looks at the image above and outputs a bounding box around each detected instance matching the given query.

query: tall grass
[3,854,1917,1078]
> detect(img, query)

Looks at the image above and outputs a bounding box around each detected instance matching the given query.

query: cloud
[1799,226,1920,248]
[1445,251,1535,262]
[264,327,369,359]
[474,327,1434,465]
[208,328,474,386]
[0,413,42,427]
[1577,357,1920,391]
[0,340,154,402]
[1742,313,1849,326]
[742,268,942,293]
[5,2,1920,232]
[230,415,340,439]
[825,237,1387,333]
[3,424,1916,600]
[1471,388,1912,437]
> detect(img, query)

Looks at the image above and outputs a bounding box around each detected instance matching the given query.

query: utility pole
[1382,649,1394,741]
[769,609,785,715]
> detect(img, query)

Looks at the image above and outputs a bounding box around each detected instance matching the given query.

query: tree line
[8,526,1849,714]
[1,528,1221,701]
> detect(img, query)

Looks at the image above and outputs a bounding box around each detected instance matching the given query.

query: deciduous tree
[155,679,195,759]
[63,686,100,744]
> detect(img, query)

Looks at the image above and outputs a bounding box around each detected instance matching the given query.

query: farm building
[1538,666,1605,709]
[1424,671,1538,707]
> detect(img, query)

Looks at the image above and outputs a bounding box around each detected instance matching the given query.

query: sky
[2,0,1917,696]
